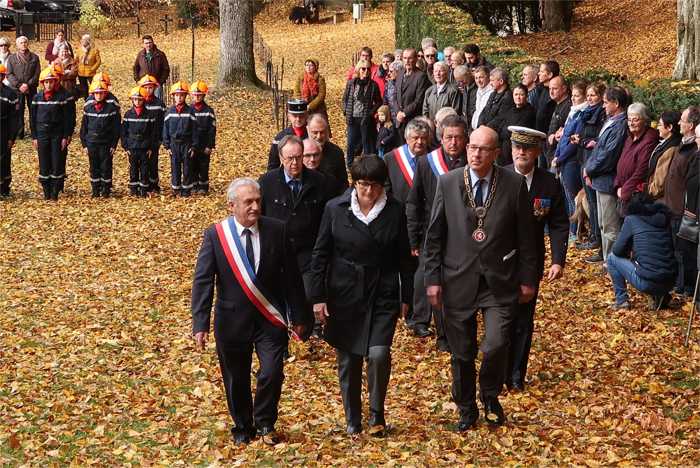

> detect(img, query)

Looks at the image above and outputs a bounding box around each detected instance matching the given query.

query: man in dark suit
[478,67,515,135]
[395,49,431,144]
[406,115,467,343]
[259,135,330,297]
[306,114,348,193]
[384,118,430,205]
[424,126,538,430]
[191,178,311,445]
[504,126,569,391]
[267,99,309,170]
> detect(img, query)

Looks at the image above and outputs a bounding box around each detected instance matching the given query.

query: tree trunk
[673,0,700,80]
[218,0,263,88]
[540,0,573,32]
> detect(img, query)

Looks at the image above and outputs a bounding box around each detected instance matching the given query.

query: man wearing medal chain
[424,125,538,430]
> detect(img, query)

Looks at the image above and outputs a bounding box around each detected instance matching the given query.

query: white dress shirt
[233,218,261,273]
[471,85,494,130]
[350,188,387,225]
[513,165,534,191]
[468,167,493,205]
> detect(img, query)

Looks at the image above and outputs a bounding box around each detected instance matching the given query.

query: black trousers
[128,149,150,192]
[444,281,514,416]
[0,133,10,194]
[17,89,36,138]
[336,346,391,427]
[147,144,161,191]
[506,287,539,387]
[216,329,288,433]
[87,145,113,189]
[191,149,211,192]
[169,142,193,193]
[37,135,64,190]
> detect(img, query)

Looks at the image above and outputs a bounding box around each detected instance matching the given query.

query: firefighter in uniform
[80,80,121,198]
[190,80,216,194]
[85,72,121,110]
[50,63,76,193]
[162,81,198,197]
[31,66,73,201]
[122,85,156,197]
[0,64,19,197]
[266,99,308,170]
[138,74,166,194]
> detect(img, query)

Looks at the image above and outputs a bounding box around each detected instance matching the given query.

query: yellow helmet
[0,64,6,75]
[169,81,190,95]
[92,71,111,86]
[39,66,60,82]
[138,74,158,87]
[130,86,147,99]
[89,80,109,94]
[50,63,64,77]
[190,80,208,95]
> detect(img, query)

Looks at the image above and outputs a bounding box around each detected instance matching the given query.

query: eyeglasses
[467,144,496,153]
[424,54,436,58]
[356,180,382,189]
[282,155,303,162]
[0,44,8,47]
[443,135,465,141]
[359,67,369,71]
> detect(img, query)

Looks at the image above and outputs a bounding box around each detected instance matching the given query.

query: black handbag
[677,210,699,243]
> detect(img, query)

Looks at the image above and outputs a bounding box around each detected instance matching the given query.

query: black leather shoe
[483,398,505,426]
[509,381,525,392]
[232,429,253,445]
[436,338,450,352]
[457,411,478,432]
[585,252,603,264]
[346,424,362,435]
[257,426,280,445]
[413,324,433,338]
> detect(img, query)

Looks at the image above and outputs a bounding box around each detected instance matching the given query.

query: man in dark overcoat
[423,126,538,430]
[395,49,431,144]
[191,178,311,445]
[504,126,569,391]
[406,115,468,346]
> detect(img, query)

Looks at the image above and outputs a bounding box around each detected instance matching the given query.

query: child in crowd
[80,80,121,198]
[375,105,397,158]
[189,80,217,194]
[138,74,166,193]
[84,72,120,109]
[122,86,156,197]
[162,81,198,197]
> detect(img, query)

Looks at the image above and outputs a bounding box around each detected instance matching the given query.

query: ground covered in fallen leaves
[504,0,676,79]
[1,2,700,465]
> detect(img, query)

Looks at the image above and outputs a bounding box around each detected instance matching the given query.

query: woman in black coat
[495,84,536,166]
[309,156,412,437]
[342,60,383,167]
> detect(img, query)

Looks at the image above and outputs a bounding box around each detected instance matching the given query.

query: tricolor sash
[392,144,416,187]
[215,217,300,340]
[426,147,449,178]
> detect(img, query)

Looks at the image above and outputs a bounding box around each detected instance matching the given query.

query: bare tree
[673,0,700,80]
[540,0,574,32]
[218,0,263,87]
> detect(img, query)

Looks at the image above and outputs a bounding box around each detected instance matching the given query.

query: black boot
[101,184,111,198]
[91,182,101,198]
[0,181,9,197]
[129,186,139,196]
[50,182,59,201]
[41,181,52,200]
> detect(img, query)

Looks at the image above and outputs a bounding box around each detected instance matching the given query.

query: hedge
[394,0,700,118]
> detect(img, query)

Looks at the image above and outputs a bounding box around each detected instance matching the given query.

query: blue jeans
[606,253,673,304]
[559,160,582,234]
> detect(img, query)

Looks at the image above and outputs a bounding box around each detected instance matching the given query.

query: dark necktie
[289,179,301,198]
[475,179,484,207]
[242,228,255,269]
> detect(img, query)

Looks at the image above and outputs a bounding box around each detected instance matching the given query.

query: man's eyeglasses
[282,155,303,162]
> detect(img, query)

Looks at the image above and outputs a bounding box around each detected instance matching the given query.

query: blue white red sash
[426,147,449,178]
[392,144,415,187]
[215,217,300,340]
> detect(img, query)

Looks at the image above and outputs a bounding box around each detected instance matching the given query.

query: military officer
[267,99,309,171]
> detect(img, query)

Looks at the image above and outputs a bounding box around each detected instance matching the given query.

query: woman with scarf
[75,35,101,99]
[44,30,73,64]
[553,80,589,240]
[294,58,329,134]
[342,59,382,167]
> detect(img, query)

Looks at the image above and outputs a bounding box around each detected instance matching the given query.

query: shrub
[79,0,110,35]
